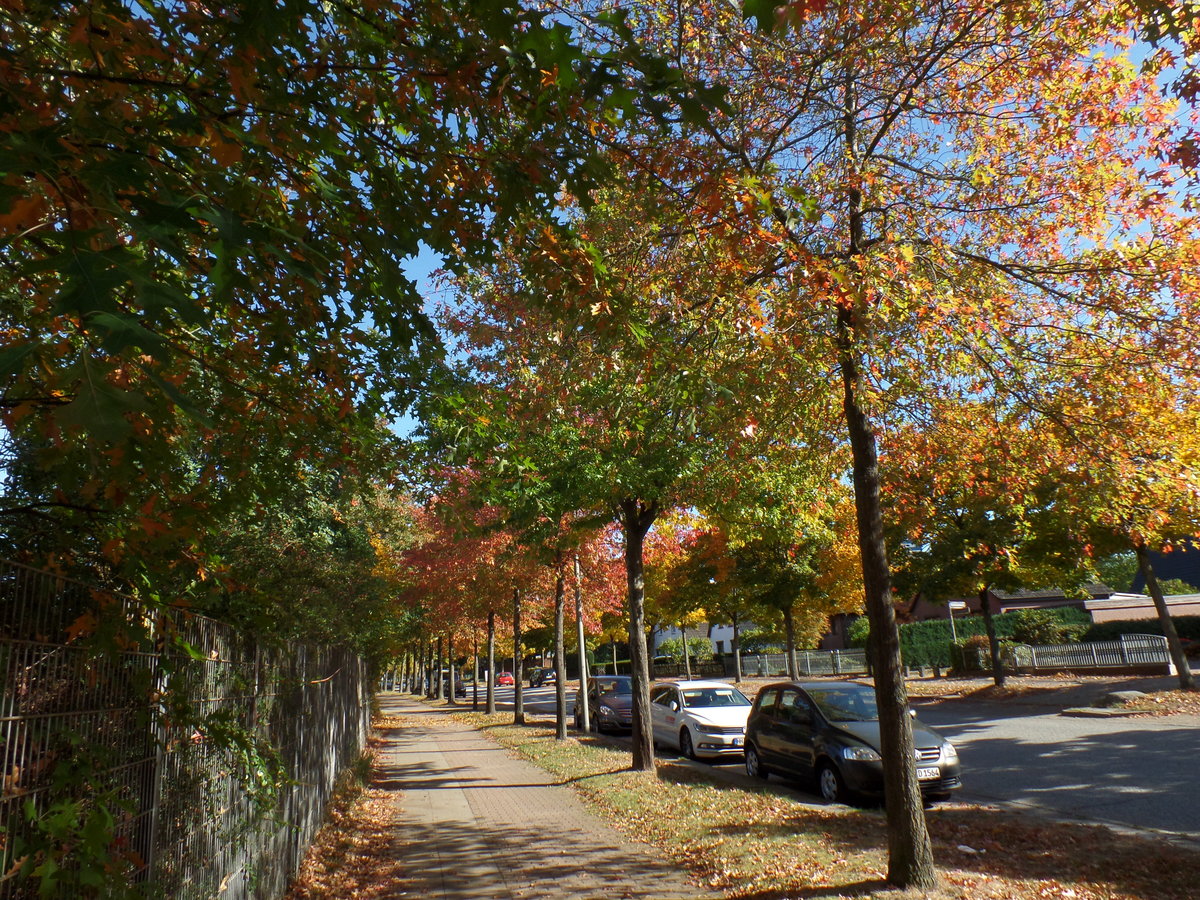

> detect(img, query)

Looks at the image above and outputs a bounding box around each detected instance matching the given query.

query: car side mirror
[669,700,679,712]
[909,707,917,718]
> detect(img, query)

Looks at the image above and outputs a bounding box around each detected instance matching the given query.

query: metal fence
[723,648,869,679]
[1014,634,1171,671]
[0,559,369,899]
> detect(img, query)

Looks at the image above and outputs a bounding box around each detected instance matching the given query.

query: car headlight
[696,724,727,734]
[599,705,614,716]
[842,744,881,762]
[941,741,958,761]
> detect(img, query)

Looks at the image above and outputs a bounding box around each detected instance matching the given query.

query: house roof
[991,584,1112,602]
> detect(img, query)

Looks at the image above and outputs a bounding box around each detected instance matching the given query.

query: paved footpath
[376,692,719,900]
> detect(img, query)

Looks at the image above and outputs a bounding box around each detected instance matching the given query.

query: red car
[495,671,515,686]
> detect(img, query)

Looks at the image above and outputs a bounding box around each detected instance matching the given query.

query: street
[915,699,1200,844]
[473,682,1200,846]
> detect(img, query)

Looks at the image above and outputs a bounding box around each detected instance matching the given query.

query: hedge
[848,607,1092,669]
[1082,615,1200,643]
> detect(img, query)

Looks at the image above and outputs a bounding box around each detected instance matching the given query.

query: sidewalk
[375,692,720,900]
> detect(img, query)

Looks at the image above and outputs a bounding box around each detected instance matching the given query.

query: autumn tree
[881,401,1093,686]
[422,166,806,769]
[1037,370,1200,690]
[0,0,718,602]
[598,0,1200,886]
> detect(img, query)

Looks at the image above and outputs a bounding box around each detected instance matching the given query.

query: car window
[753,696,782,715]
[595,678,631,696]
[778,689,813,725]
[807,687,878,722]
[681,687,751,708]
[652,688,677,707]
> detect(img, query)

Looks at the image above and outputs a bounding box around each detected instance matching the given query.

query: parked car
[573,675,634,732]
[529,667,557,687]
[743,681,962,804]
[440,674,466,697]
[495,671,515,686]
[649,680,752,760]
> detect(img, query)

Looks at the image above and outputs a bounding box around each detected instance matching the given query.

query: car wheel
[574,711,582,729]
[679,728,696,760]
[745,744,770,780]
[817,761,849,804]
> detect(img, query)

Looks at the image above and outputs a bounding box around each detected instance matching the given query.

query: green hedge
[848,607,1093,668]
[1082,616,1200,643]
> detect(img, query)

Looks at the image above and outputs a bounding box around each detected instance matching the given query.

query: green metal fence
[0,559,368,899]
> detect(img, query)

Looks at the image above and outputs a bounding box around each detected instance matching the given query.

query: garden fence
[1015,634,1171,671]
[725,648,869,679]
[0,558,368,899]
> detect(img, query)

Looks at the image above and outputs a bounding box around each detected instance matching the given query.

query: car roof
[667,680,742,689]
[755,680,872,691]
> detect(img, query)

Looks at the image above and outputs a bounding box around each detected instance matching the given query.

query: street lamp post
[948,600,968,644]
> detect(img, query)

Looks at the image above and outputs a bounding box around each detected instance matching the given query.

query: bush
[656,636,713,663]
[850,606,1093,669]
[1008,608,1089,645]
[1082,615,1200,643]
[1156,578,1200,596]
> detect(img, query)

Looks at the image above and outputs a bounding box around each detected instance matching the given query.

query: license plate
[732,738,742,747]
[916,767,940,780]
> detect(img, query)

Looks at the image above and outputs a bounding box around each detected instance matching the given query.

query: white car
[649,680,753,760]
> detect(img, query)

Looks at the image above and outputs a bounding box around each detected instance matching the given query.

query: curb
[1061,706,1131,718]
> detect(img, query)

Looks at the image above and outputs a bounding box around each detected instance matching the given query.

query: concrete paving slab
[376,692,720,900]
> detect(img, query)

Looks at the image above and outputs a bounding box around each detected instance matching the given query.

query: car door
[775,688,818,776]
[651,686,681,747]
[750,688,784,767]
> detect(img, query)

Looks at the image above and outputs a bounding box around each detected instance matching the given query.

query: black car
[743,681,962,804]
[573,675,634,732]
[529,666,558,687]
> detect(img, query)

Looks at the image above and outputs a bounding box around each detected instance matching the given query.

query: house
[907,582,1200,625]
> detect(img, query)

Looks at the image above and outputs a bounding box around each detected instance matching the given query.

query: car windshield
[594,678,632,697]
[807,687,878,722]
[680,687,751,708]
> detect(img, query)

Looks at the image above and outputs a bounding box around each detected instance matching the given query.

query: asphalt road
[914,699,1200,844]
[475,682,1200,845]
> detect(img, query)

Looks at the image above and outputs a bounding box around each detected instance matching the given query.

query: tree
[1038,371,1200,691]
[881,400,1092,686]
[0,0,714,593]
[621,0,1199,885]
[425,172,798,770]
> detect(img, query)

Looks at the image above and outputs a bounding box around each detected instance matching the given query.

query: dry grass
[462,712,1200,900]
[1118,690,1200,717]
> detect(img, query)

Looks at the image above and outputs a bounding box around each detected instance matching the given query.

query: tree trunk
[447,634,457,706]
[979,587,1005,686]
[681,622,692,680]
[513,587,525,725]
[413,637,424,695]
[610,635,617,675]
[435,634,444,701]
[574,554,591,731]
[554,556,568,739]
[472,631,479,711]
[487,610,497,715]
[838,305,937,889]
[732,612,742,683]
[783,607,798,679]
[1135,541,1196,691]
[621,498,659,771]
[426,638,435,698]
